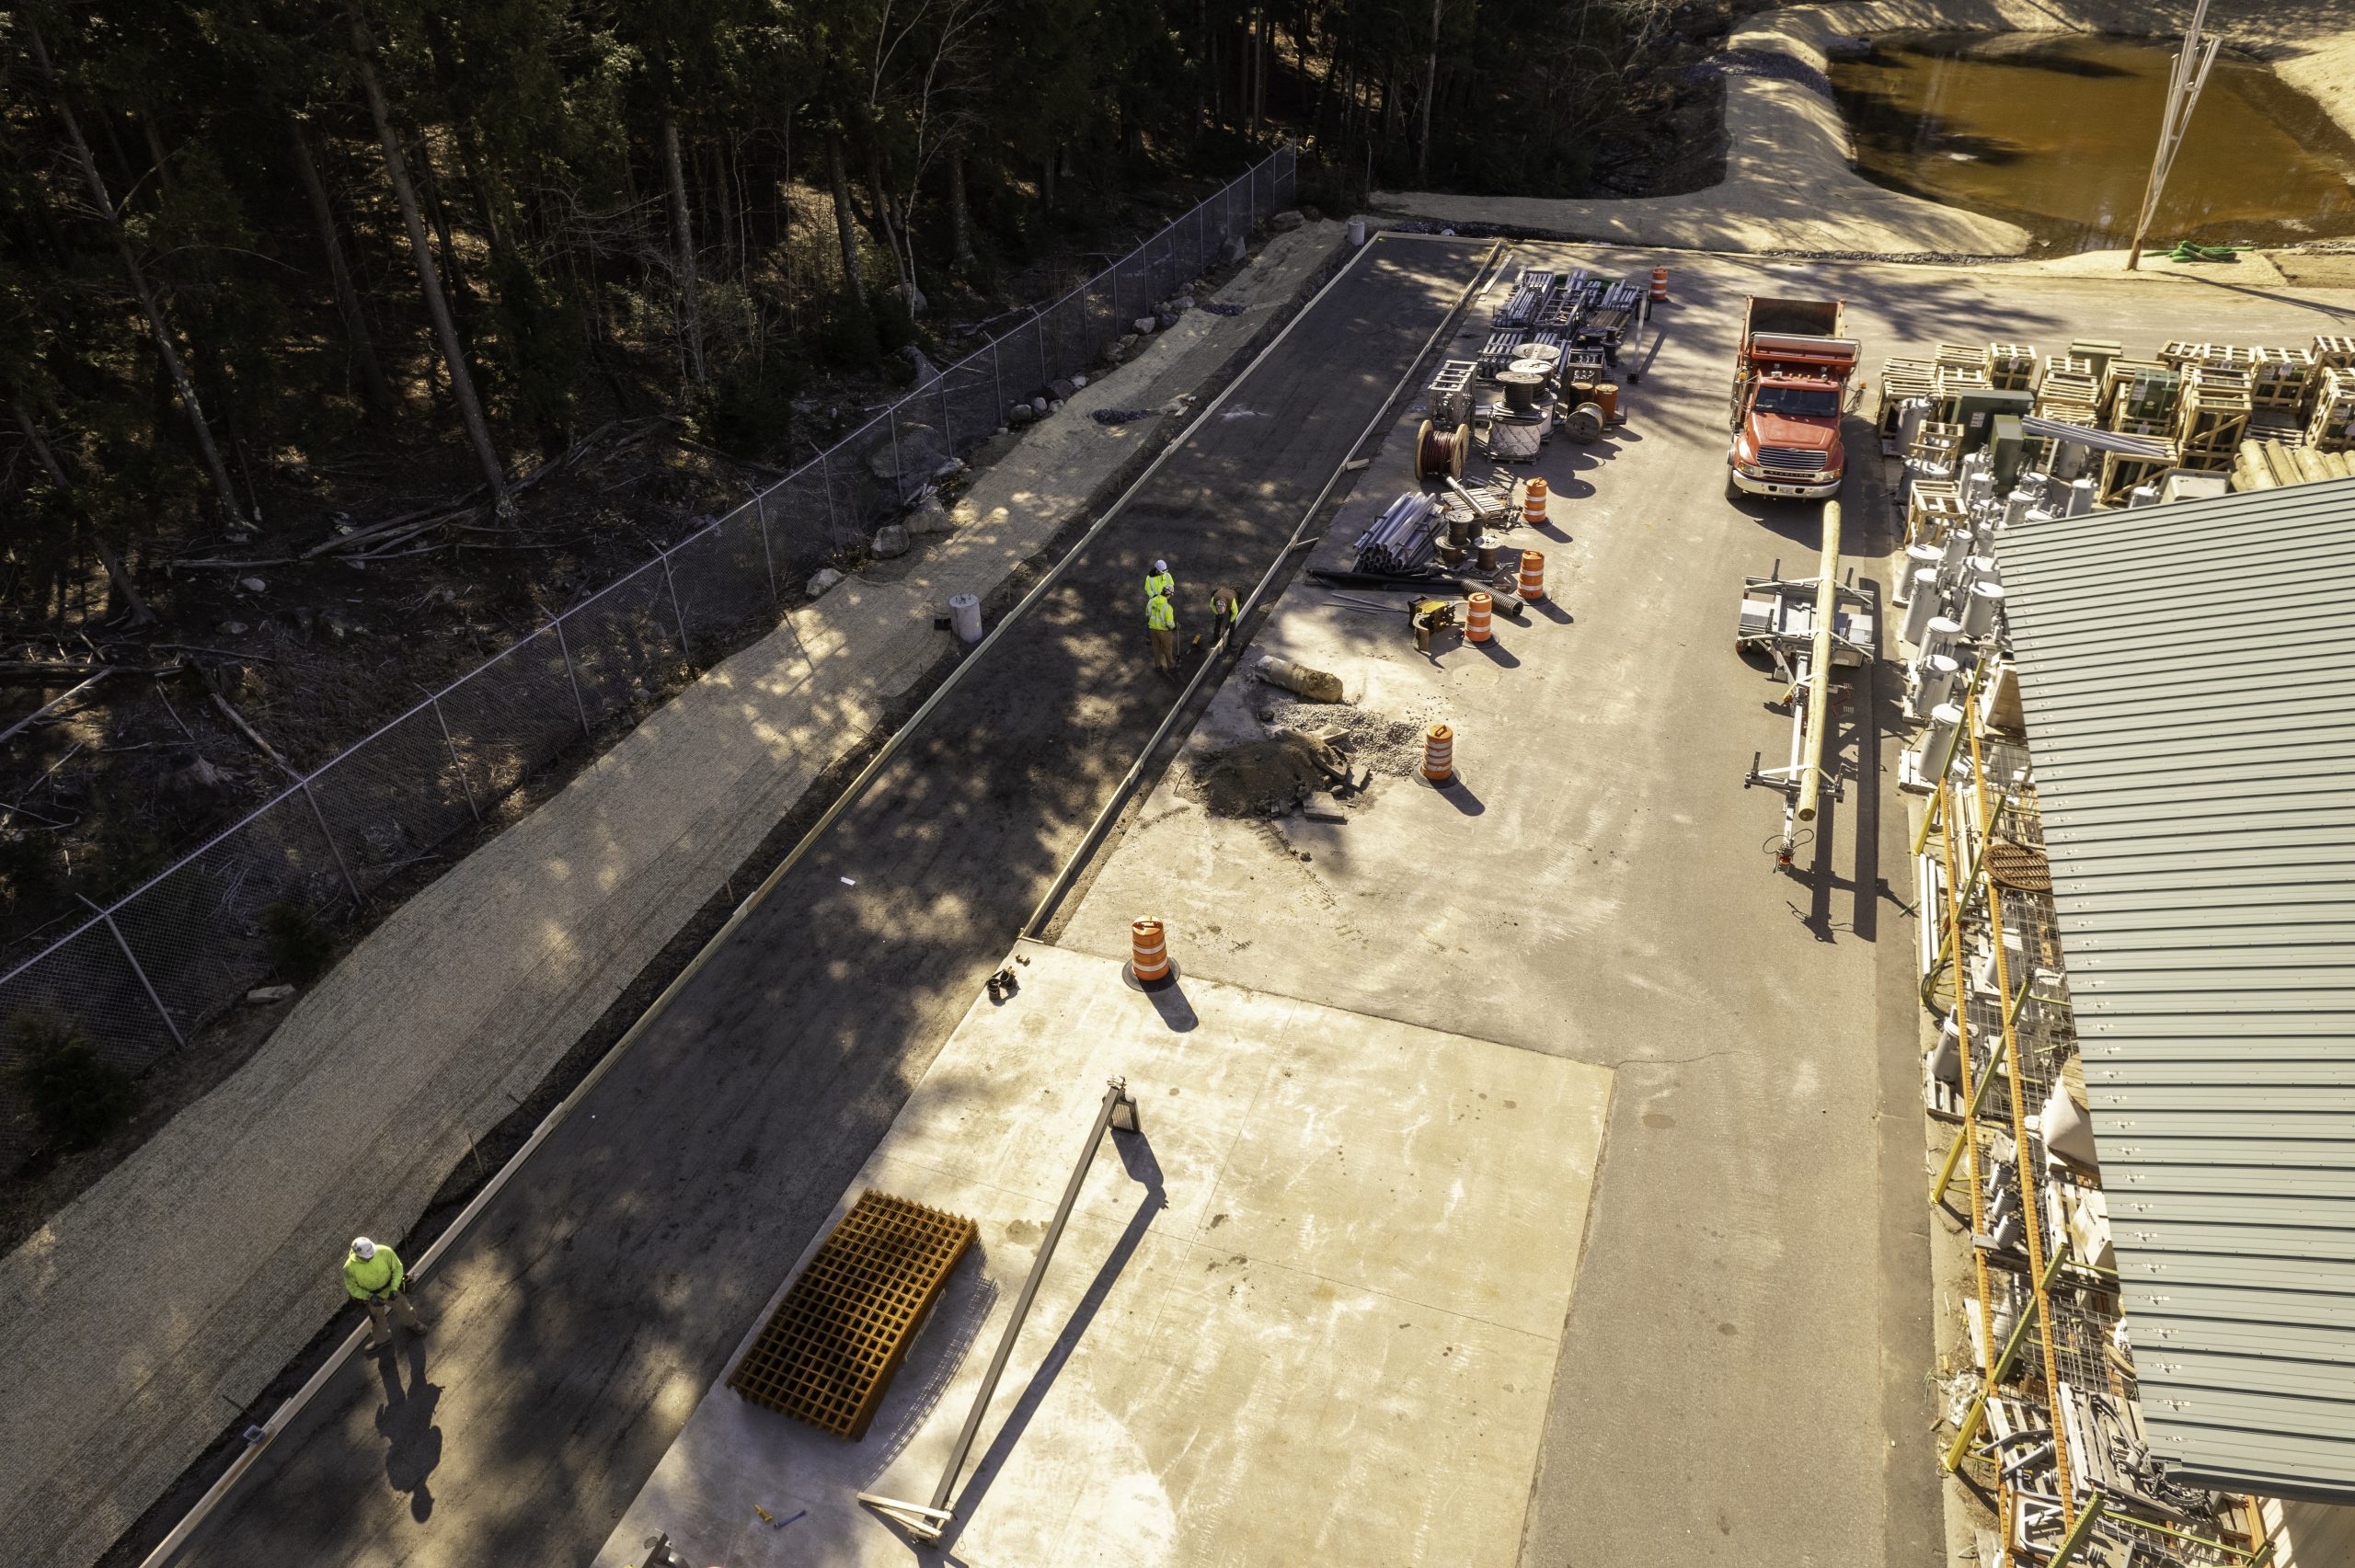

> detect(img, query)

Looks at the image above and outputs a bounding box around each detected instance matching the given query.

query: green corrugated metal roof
[1999,476,2355,1505]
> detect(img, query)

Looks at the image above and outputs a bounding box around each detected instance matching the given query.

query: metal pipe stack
[1352,492,1443,576]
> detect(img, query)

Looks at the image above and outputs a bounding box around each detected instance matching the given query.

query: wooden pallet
[728,1190,977,1440]
[1909,419,1965,470]
[2098,360,2174,423]
[2033,369,2101,424]
[1908,486,1968,545]
[2176,365,2253,462]
[2306,365,2355,452]
[1877,356,1937,441]
[1985,342,2038,391]
[2098,448,2176,505]
[2313,334,2355,372]
[2066,338,2122,377]
[2250,346,2315,410]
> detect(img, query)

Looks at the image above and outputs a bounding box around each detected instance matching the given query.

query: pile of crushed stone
[1090,407,1158,426]
[1189,733,1350,818]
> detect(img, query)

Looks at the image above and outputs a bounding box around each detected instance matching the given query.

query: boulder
[1133,315,1157,334]
[1008,403,1038,426]
[1031,395,1050,415]
[1047,377,1077,402]
[1163,297,1194,317]
[866,418,952,494]
[872,523,912,558]
[807,567,844,597]
[900,344,942,385]
[220,620,249,636]
[1269,209,1304,233]
[246,984,297,1004]
[239,576,267,593]
[1155,311,1180,330]
[908,494,955,535]
[1047,399,1063,414]
[1071,372,1089,389]
[1222,235,1247,265]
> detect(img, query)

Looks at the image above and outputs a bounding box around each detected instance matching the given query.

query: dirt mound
[1190,733,1349,818]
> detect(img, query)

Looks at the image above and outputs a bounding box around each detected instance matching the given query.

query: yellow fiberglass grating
[728,1189,977,1440]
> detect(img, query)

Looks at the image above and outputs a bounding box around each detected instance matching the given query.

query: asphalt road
[163,235,1492,1567]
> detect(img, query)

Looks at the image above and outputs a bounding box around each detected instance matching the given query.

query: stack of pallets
[2250,346,2315,412]
[2174,365,2253,473]
[2307,364,2355,452]
[2065,338,2122,379]
[1909,419,1965,474]
[1907,482,1967,547]
[2033,365,2101,425]
[2312,334,2355,373]
[1877,357,1937,450]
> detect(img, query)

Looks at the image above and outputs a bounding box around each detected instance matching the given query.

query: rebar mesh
[0,148,1294,1178]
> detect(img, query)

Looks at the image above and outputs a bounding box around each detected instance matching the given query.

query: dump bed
[1743,296,1846,344]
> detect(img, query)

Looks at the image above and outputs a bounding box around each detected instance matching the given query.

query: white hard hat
[350,1237,376,1260]
[1154,560,1167,572]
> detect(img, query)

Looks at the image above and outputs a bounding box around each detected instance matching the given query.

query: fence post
[1039,315,1049,390]
[553,617,593,739]
[659,552,695,664]
[936,369,953,446]
[992,339,1005,426]
[754,491,780,611]
[821,448,841,538]
[887,408,902,500]
[298,778,363,905]
[84,897,187,1050]
[430,694,482,821]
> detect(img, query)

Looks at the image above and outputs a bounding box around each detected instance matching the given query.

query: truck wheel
[1725,473,1745,503]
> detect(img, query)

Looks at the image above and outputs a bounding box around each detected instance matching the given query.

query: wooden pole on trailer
[1794,499,1842,826]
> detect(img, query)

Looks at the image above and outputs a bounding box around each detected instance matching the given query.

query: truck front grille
[1758,447,1827,473]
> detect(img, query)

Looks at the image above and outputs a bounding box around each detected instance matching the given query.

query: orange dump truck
[1726,296,1860,501]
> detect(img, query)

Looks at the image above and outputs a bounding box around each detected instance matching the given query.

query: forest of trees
[1,0,1699,629]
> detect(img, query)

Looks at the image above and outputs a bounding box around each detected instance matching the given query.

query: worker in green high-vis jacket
[343,1236,428,1350]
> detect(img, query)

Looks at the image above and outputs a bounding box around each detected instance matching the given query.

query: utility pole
[2125,0,2219,271]
[1418,0,1442,184]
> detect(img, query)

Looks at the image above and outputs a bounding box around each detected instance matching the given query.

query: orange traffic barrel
[1130,919,1170,983]
[1466,592,1493,643]
[1523,476,1549,526]
[1649,267,1669,303]
[1422,725,1454,784]
[1519,549,1546,601]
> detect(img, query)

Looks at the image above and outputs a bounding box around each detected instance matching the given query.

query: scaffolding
[1915,695,2274,1568]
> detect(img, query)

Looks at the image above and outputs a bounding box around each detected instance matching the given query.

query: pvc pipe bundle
[1352,491,1443,575]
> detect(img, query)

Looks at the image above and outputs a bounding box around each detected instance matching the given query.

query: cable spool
[1445,503,1473,549]
[1507,357,1557,394]
[1496,370,1545,414]
[1476,534,1499,571]
[1488,417,1543,462]
[1563,401,1606,444]
[1415,418,1469,481]
[1513,341,1564,373]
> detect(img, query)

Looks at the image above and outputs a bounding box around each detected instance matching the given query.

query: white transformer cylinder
[2129,485,2160,508]
[1963,580,2005,637]
[1901,572,1940,645]
[2067,476,2096,516]
[1913,702,1966,786]
[1897,544,1942,604]
[1910,652,1960,719]
[1924,614,1965,658]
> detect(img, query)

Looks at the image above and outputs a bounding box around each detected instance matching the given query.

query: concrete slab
[592,940,1611,1568]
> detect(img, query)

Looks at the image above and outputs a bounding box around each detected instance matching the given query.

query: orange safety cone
[1522,476,1549,526]
[1129,918,1171,984]
[1465,591,1493,643]
[1518,549,1546,602]
[1422,724,1454,784]
[1649,267,1669,303]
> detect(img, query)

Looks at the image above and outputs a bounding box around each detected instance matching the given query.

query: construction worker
[1144,558,1175,611]
[1148,589,1178,673]
[344,1236,427,1350]
[1209,585,1240,644]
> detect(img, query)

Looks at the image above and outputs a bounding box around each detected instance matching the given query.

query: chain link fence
[0,146,1297,1176]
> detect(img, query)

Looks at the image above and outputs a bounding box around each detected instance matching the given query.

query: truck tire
[1726,472,1746,503]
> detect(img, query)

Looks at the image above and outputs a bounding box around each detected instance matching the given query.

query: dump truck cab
[1727,298,1859,500]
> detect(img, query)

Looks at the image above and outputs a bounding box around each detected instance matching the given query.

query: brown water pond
[1828,31,2355,253]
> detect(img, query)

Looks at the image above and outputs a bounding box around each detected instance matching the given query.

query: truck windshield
[1754,385,1840,418]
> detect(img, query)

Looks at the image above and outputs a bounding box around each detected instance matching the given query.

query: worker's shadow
[373,1341,443,1522]
[935,1135,1166,1554]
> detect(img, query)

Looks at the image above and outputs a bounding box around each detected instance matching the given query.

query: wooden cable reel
[1415,418,1470,481]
